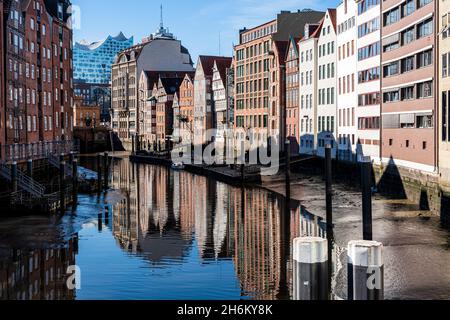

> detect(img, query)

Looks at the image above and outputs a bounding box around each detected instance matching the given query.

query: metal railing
[0,163,45,198]
[47,154,73,177]
[1,140,79,163]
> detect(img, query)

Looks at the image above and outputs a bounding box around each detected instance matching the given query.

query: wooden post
[103,152,108,190]
[361,156,373,241]
[72,159,78,203]
[348,240,384,300]
[27,159,33,178]
[293,237,329,300]
[97,154,102,192]
[285,139,291,197]
[59,155,66,213]
[11,162,18,193]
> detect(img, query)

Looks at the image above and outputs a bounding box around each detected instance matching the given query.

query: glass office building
[74,32,134,84]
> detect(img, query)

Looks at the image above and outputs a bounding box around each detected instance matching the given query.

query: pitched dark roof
[272,10,325,42]
[274,40,289,64]
[159,77,184,95]
[143,71,195,89]
[214,58,233,85]
[327,9,337,33]
[198,56,232,77]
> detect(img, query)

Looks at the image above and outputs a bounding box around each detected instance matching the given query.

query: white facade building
[299,23,322,155]
[356,0,381,163]
[336,0,358,162]
[317,9,338,158]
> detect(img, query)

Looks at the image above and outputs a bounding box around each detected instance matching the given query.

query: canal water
[1,156,450,300]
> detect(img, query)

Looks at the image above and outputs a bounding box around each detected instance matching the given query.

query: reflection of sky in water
[75,223,243,300]
[4,156,450,300]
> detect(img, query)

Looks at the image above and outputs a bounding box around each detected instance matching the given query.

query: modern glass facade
[74,32,133,84]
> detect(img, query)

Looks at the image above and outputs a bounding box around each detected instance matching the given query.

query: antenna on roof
[160,4,164,29]
[219,32,221,56]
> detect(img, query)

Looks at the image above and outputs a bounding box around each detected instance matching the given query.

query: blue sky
[72,0,339,62]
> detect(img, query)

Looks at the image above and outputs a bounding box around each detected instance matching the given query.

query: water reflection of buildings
[0,237,78,300]
[110,159,327,299]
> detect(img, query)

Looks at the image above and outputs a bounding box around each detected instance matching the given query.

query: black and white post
[325,144,333,231]
[361,156,373,241]
[347,240,384,300]
[293,237,329,300]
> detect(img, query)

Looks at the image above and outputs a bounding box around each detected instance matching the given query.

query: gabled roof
[298,18,324,43]
[326,9,337,34]
[213,58,233,86]
[273,40,289,65]
[285,35,300,62]
[158,77,184,96]
[198,56,232,77]
[142,71,195,89]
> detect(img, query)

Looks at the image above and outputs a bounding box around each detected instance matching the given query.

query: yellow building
[439,1,450,192]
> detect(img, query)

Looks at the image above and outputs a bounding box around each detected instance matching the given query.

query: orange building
[73,96,101,128]
[234,10,324,152]
[178,73,194,145]
[285,36,300,154]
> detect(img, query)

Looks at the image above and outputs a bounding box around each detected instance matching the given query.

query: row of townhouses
[110,1,450,185]
[234,0,450,182]
[0,0,74,164]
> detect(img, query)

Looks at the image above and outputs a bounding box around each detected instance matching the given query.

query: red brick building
[155,76,183,150]
[179,73,194,145]
[285,36,300,154]
[1,0,74,163]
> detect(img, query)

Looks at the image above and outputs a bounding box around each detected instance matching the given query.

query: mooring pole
[98,212,103,232]
[293,237,329,300]
[347,240,384,300]
[325,144,333,230]
[59,154,66,213]
[27,159,33,178]
[103,152,109,190]
[104,205,109,226]
[97,153,102,192]
[285,139,291,197]
[11,161,18,192]
[361,156,373,241]
[72,158,78,203]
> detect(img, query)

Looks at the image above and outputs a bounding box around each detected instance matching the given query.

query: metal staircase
[47,154,73,177]
[0,163,46,198]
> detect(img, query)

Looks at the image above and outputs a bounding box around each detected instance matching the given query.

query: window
[443,53,448,78]
[402,56,415,73]
[416,115,433,128]
[417,49,432,68]
[401,86,414,101]
[402,0,415,17]
[417,81,432,99]
[384,62,399,77]
[384,8,400,26]
[402,27,415,45]
[417,19,433,39]
[384,90,400,103]
[358,92,380,106]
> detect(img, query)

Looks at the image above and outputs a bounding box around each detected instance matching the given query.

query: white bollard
[347,240,384,300]
[293,237,329,300]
